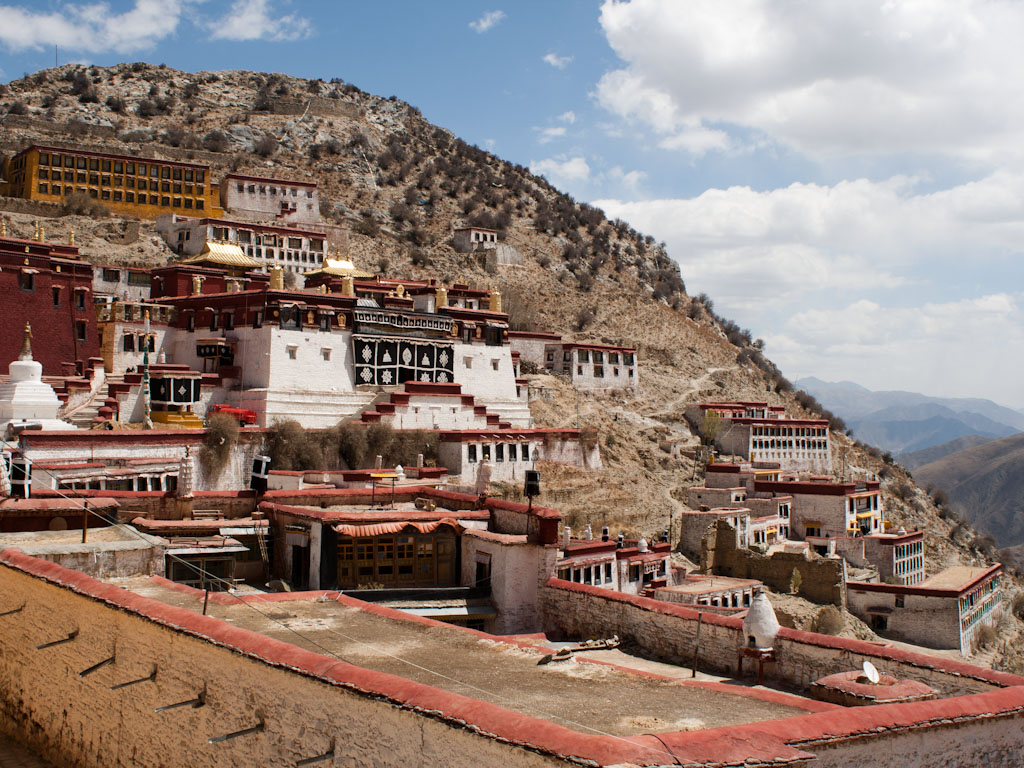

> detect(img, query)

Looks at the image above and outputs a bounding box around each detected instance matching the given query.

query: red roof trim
[173,217,325,237]
[20,144,210,171]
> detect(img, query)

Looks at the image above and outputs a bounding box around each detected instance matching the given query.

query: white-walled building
[555,534,673,597]
[686,402,831,473]
[157,215,328,276]
[220,173,321,225]
[544,342,638,391]
[847,564,1003,654]
[452,226,498,252]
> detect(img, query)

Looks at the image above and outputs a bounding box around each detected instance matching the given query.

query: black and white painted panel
[354,336,454,386]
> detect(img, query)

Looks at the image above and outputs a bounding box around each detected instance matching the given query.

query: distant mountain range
[796,378,1024,455]
[913,432,1024,548]
[899,435,996,470]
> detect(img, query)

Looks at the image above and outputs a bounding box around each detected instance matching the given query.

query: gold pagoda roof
[180,241,262,269]
[303,257,374,278]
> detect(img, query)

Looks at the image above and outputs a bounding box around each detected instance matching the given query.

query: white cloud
[607,166,646,192]
[484,138,496,151]
[530,155,591,184]
[767,294,1024,404]
[657,122,731,155]
[210,0,311,42]
[0,0,192,54]
[469,10,505,33]
[557,111,576,124]
[596,0,1024,161]
[595,171,1024,403]
[536,125,566,144]
[543,52,573,69]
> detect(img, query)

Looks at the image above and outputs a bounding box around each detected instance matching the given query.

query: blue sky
[2,0,1023,408]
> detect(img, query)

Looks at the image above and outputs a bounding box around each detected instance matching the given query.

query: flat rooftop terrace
[919,565,996,591]
[661,576,760,596]
[0,526,163,555]
[113,577,832,737]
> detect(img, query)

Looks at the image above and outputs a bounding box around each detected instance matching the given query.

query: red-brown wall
[0,238,99,375]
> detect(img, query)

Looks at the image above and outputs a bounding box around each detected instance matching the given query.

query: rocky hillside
[0,64,1014,613]
[914,432,1024,550]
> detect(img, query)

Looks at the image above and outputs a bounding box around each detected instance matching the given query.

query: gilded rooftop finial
[69,229,75,246]
[18,322,32,362]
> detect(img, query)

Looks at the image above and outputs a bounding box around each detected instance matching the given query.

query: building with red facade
[0,235,99,375]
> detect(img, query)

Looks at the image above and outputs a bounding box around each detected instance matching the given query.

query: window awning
[856,512,876,519]
[333,518,461,537]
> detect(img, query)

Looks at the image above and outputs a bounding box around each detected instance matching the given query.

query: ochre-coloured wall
[0,557,574,768]
[3,147,224,220]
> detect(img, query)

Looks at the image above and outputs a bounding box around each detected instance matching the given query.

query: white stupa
[0,323,76,434]
[742,590,781,650]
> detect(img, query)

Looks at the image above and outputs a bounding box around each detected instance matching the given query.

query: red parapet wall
[2,551,1023,766]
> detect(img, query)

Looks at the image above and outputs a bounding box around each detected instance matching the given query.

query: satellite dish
[862,660,880,684]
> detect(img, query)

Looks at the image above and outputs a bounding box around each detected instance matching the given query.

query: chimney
[638,538,648,553]
[584,524,593,541]
[616,532,624,549]
[601,526,610,542]
[562,526,571,549]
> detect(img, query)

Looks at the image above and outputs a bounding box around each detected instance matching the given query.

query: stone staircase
[357,381,515,430]
[67,380,110,429]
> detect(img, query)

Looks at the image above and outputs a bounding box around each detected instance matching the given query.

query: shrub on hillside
[890,480,915,502]
[199,413,239,478]
[202,130,229,153]
[254,134,277,157]
[812,605,844,636]
[60,192,108,218]
[1012,592,1024,621]
[974,623,998,651]
[263,419,326,472]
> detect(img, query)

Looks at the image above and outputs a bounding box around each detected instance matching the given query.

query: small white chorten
[0,323,76,434]
[742,590,781,649]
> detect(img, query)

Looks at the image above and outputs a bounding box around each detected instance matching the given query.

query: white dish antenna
[862,660,880,684]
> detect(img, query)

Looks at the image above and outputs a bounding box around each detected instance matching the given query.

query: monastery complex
[0,141,1020,767]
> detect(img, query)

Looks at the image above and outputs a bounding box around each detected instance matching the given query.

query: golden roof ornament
[69,230,75,246]
[488,286,502,313]
[396,284,405,298]
[18,322,32,361]
[1,220,6,237]
[341,274,355,297]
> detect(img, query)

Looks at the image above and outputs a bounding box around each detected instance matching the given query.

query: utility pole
[143,310,153,429]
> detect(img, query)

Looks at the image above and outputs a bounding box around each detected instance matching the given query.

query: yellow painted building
[2,145,225,219]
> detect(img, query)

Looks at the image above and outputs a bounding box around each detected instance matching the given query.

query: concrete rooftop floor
[113,577,828,738]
